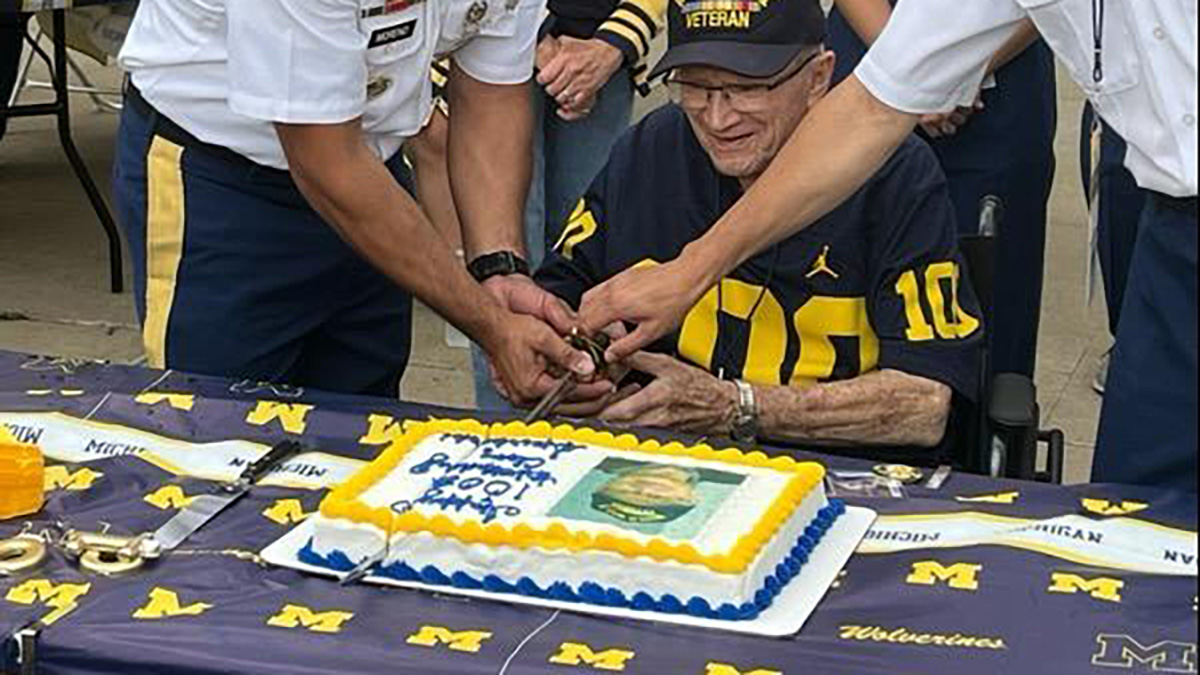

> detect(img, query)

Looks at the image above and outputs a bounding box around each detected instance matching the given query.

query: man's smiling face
[676,51,832,186]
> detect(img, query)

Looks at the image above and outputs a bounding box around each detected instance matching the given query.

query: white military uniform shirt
[119,0,542,170]
[856,0,1198,198]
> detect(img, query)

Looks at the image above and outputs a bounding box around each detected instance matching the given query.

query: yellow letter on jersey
[245,402,314,435]
[548,643,636,671]
[906,561,982,591]
[924,262,981,339]
[679,278,788,384]
[133,588,213,619]
[267,604,354,634]
[790,296,879,387]
[1049,574,1125,604]
[406,626,494,653]
[707,663,783,675]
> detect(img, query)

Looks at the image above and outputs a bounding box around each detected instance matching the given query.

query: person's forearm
[679,76,917,290]
[756,370,953,447]
[835,0,894,46]
[448,65,534,261]
[281,124,507,350]
[987,19,1039,75]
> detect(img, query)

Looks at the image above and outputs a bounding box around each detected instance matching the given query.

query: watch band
[730,380,759,443]
[467,251,531,284]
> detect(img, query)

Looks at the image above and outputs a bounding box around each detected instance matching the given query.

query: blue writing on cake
[397,435,584,523]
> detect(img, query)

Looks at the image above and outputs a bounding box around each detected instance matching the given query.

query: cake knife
[340,510,399,586]
[150,440,305,552]
[523,329,610,424]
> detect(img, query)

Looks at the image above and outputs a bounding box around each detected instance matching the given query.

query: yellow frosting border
[320,419,825,575]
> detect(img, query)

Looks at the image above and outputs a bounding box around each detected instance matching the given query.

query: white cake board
[261,506,876,638]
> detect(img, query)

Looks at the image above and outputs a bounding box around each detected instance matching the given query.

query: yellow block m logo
[406,626,494,653]
[267,604,354,634]
[246,402,315,435]
[907,561,982,591]
[44,466,103,491]
[133,588,213,619]
[144,486,196,510]
[135,392,196,411]
[359,414,407,446]
[1082,499,1150,517]
[1049,573,1125,604]
[707,663,783,675]
[549,643,636,671]
[5,580,91,626]
[1093,635,1196,672]
[263,499,312,525]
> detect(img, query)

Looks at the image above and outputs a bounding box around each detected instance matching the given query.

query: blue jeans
[472,71,635,413]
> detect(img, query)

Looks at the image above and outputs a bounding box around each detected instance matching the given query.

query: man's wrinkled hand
[537,37,623,120]
[579,261,708,364]
[598,352,738,434]
[536,35,561,73]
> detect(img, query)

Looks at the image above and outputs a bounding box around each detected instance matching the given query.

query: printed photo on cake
[548,458,747,538]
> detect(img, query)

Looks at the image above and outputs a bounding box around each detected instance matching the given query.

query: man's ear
[808,50,837,104]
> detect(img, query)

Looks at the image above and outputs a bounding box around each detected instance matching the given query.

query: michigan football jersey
[536,105,983,407]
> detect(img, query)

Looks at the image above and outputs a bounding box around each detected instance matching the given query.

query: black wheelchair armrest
[986,373,1065,483]
[989,373,1038,428]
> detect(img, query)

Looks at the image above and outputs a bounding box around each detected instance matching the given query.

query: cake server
[151,440,305,552]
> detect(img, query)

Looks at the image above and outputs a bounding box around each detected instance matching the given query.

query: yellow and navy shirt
[537,105,983,402]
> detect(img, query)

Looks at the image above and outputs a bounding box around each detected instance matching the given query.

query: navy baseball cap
[649,0,827,80]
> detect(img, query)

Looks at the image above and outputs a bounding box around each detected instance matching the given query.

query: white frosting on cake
[310,427,828,610]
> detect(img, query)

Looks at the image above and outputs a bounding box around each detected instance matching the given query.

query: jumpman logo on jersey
[807,245,840,279]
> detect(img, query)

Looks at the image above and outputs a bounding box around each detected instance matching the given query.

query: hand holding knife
[523,328,611,424]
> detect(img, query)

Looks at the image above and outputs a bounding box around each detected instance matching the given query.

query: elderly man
[535,0,983,459]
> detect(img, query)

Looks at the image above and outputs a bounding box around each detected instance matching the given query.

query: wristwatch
[730,380,760,444]
[467,251,530,284]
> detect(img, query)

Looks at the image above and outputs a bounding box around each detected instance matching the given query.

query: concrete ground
[0,46,1108,483]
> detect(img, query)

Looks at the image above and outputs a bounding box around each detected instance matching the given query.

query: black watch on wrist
[468,251,531,284]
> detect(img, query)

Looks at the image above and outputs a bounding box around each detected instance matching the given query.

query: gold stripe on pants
[143,136,186,369]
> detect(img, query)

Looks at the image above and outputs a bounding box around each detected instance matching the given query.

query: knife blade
[152,440,305,552]
[522,377,578,424]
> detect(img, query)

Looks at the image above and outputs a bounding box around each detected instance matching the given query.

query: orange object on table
[0,426,45,520]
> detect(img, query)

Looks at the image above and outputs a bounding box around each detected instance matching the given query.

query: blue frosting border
[300,499,847,622]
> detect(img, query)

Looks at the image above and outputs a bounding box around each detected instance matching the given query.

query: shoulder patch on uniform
[369,20,418,49]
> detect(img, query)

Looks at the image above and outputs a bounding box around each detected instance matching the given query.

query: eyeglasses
[666,51,822,114]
